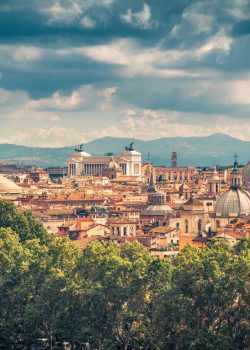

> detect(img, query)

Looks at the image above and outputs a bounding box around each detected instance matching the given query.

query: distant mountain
[0,133,249,167]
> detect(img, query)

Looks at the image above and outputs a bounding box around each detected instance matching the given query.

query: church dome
[215,188,250,217]
[144,204,173,216]
[0,175,21,194]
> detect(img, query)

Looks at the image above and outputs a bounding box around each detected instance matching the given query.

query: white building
[68,145,142,179]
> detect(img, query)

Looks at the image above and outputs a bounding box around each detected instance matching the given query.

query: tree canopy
[0,201,249,349]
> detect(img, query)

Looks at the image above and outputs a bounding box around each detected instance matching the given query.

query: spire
[232,154,239,174]
[148,171,156,193]
[231,154,241,189]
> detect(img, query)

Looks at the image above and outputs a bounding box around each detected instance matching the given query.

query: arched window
[123,227,127,236]
[117,227,120,236]
[185,219,188,234]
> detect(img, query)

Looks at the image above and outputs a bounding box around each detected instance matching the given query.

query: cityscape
[0,0,249,349]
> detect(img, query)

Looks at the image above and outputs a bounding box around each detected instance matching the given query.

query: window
[176,222,180,229]
[185,219,188,234]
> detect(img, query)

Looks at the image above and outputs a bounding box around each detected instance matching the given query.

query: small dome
[215,188,250,217]
[144,204,173,216]
[0,175,21,194]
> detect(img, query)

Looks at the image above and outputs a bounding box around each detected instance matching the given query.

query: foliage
[0,201,249,349]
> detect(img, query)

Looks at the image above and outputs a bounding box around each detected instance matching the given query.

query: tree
[0,201,49,243]
[0,227,30,343]
[0,201,249,349]
[160,241,250,349]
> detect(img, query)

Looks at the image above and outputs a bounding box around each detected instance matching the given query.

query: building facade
[68,145,142,179]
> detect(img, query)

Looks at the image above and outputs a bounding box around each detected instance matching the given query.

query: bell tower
[208,165,221,194]
[231,154,241,189]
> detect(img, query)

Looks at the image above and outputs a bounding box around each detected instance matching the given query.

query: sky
[0,0,250,147]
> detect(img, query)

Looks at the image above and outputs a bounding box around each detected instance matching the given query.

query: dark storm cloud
[0,0,249,145]
[231,19,250,36]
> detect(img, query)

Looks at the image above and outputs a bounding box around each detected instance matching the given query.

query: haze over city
[0,0,250,147]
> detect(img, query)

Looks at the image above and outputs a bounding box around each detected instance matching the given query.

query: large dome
[0,175,21,194]
[144,204,173,216]
[215,188,250,217]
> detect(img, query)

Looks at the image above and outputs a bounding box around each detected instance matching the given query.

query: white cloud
[98,87,117,110]
[225,0,250,20]
[81,39,211,78]
[171,4,215,37]
[0,126,84,147]
[1,102,250,147]
[0,45,43,65]
[27,89,83,110]
[43,1,83,26]
[196,29,233,58]
[0,85,117,128]
[13,46,42,62]
[80,15,96,28]
[215,79,250,105]
[121,3,152,29]
[97,109,250,141]
[26,85,117,111]
[41,0,114,26]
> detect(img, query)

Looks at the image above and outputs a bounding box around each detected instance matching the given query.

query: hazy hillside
[0,133,249,167]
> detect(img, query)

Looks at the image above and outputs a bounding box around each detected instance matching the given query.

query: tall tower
[231,154,241,188]
[171,151,177,168]
[208,164,221,194]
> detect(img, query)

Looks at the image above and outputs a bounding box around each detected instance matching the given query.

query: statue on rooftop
[75,144,84,152]
[125,142,134,151]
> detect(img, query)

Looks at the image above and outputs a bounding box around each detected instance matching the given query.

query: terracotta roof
[108,218,139,224]
[151,226,176,234]
[215,231,245,239]
[72,236,97,249]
